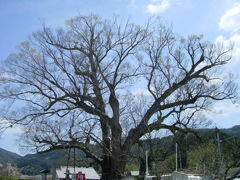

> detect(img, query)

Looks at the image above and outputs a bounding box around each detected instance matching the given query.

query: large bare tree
[0,15,236,179]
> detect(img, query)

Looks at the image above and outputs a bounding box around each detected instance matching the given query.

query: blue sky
[0,0,240,155]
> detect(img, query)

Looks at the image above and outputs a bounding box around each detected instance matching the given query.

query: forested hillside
[0,125,239,175]
[0,148,21,164]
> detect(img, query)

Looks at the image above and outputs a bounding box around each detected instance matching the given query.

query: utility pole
[203,164,206,176]
[176,143,178,172]
[216,131,221,159]
[216,129,223,179]
[179,150,182,169]
[145,150,149,177]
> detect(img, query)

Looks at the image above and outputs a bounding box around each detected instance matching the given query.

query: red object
[76,172,86,180]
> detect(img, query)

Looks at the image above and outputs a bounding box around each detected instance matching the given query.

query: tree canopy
[0,15,237,179]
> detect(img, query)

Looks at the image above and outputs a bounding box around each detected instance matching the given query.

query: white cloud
[0,118,24,134]
[215,4,240,128]
[216,34,240,55]
[131,88,151,96]
[203,100,240,128]
[210,102,240,117]
[146,0,170,14]
[215,34,240,71]
[204,101,240,121]
[219,3,240,33]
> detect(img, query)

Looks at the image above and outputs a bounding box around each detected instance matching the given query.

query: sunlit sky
[0,0,240,155]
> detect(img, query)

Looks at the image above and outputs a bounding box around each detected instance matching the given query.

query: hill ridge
[0,125,239,175]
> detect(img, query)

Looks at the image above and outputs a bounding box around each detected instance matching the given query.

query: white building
[161,171,206,180]
[55,166,100,180]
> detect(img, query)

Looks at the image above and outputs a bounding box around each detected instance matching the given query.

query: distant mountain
[0,148,21,164]
[0,125,239,175]
[16,148,92,175]
[196,125,240,139]
[222,125,240,138]
[16,149,66,175]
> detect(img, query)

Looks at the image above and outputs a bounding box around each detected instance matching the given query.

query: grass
[0,176,51,180]
[0,177,22,180]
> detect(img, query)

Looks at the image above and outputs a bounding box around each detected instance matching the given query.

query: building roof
[130,171,139,176]
[40,169,50,174]
[161,172,205,180]
[56,166,100,179]
[178,168,203,176]
[227,167,240,179]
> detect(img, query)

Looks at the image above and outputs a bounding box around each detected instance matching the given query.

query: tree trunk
[100,154,126,180]
[138,158,145,180]
[101,122,126,180]
[101,155,112,180]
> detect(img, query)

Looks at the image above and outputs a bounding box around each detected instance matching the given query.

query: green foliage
[151,154,176,176]
[185,132,240,178]
[160,154,176,173]
[0,177,19,180]
[223,125,240,138]
[125,163,139,171]
[20,165,43,176]
[16,149,93,175]
[0,148,21,164]
[1,126,240,176]
[187,141,218,174]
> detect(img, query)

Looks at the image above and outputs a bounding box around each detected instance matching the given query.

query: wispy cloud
[212,3,240,128]
[215,34,240,73]
[219,3,240,33]
[216,3,240,73]
[205,101,240,119]
[131,88,152,96]
[146,0,170,14]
